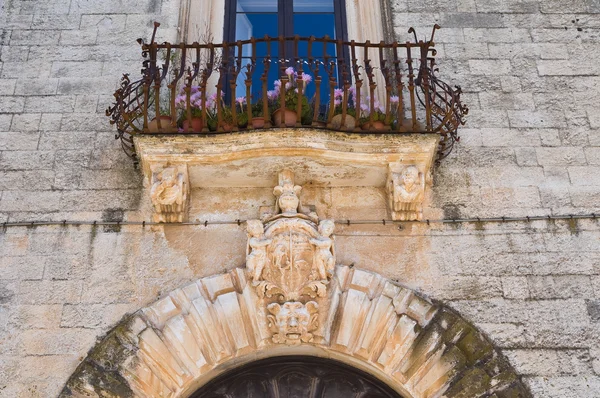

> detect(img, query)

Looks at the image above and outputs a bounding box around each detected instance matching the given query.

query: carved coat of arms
[246,170,335,344]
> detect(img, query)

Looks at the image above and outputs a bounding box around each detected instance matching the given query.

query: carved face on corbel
[267,301,319,345]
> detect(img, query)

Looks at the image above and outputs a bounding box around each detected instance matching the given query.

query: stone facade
[0,0,600,397]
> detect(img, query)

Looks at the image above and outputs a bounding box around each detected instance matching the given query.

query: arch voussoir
[60,265,530,398]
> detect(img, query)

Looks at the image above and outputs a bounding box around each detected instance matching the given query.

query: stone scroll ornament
[388,164,426,221]
[246,170,335,345]
[149,163,189,223]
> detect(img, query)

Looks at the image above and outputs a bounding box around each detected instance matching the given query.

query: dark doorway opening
[190,355,403,398]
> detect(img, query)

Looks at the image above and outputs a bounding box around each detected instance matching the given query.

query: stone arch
[60,266,530,397]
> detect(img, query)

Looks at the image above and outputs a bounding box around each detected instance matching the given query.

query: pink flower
[174,94,186,109]
[360,103,369,112]
[390,95,399,104]
[267,90,278,100]
[274,79,282,88]
[334,88,343,98]
[285,66,296,77]
[236,96,246,105]
[285,82,292,90]
[334,98,341,106]
[301,73,312,84]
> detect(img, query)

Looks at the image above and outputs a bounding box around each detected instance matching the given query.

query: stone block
[440,12,504,28]
[538,60,600,76]
[31,15,81,30]
[464,28,532,43]
[59,30,98,46]
[0,45,29,62]
[526,375,600,398]
[74,95,99,113]
[536,147,587,166]
[515,148,539,166]
[569,167,600,185]
[480,128,541,147]
[24,96,75,113]
[38,131,95,151]
[9,113,41,132]
[570,186,600,208]
[60,304,105,328]
[468,59,511,75]
[0,96,25,113]
[508,111,567,128]
[478,92,535,110]
[61,113,112,131]
[540,187,572,208]
[9,30,60,46]
[505,349,592,376]
[79,14,128,31]
[0,170,55,191]
[18,280,82,304]
[588,110,600,129]
[50,61,103,78]
[528,275,594,299]
[0,256,44,280]
[43,255,89,280]
[507,43,569,60]
[0,151,55,170]
[0,79,16,95]
[474,0,538,12]
[9,305,63,329]
[478,322,527,348]
[14,79,59,96]
[70,0,161,14]
[502,276,530,299]
[19,328,98,355]
[39,113,62,131]
[57,77,117,95]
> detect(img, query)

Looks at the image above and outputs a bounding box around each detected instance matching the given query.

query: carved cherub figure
[246,220,272,281]
[267,301,319,345]
[151,167,184,207]
[310,220,335,279]
[150,166,187,222]
[391,166,425,221]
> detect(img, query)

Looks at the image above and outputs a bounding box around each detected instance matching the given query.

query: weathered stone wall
[0,0,599,396]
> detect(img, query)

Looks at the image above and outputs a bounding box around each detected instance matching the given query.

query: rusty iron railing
[107,23,467,164]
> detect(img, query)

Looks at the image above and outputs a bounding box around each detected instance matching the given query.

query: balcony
[107,23,467,164]
[107,23,467,224]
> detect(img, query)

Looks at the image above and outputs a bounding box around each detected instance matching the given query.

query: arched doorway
[191,356,402,398]
[60,266,530,398]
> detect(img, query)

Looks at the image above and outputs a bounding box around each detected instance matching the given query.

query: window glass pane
[294,14,336,54]
[293,0,334,12]
[236,13,278,41]
[237,0,277,12]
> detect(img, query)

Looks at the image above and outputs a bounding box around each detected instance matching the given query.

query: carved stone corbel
[387,163,426,221]
[149,163,189,223]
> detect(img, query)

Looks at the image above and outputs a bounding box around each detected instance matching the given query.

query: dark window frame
[224,0,348,45]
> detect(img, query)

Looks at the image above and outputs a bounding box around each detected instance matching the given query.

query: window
[224,0,347,43]
[223,0,347,100]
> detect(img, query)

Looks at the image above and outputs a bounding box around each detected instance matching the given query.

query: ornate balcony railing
[107,23,467,164]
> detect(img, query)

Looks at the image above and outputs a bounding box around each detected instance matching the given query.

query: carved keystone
[149,163,189,223]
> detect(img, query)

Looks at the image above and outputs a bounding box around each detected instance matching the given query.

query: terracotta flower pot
[251,117,266,129]
[148,116,176,133]
[361,120,386,131]
[219,122,233,132]
[182,117,203,132]
[273,108,298,127]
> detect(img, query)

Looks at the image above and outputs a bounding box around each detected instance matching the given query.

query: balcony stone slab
[134,129,439,223]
